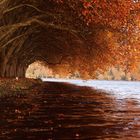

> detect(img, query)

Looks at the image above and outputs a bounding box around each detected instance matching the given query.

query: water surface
[0,80,140,139]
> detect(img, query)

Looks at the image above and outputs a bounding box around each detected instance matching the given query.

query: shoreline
[0,78,107,97]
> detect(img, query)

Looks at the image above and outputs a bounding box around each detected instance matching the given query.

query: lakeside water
[1,79,140,139]
[42,79,140,100]
[43,79,140,139]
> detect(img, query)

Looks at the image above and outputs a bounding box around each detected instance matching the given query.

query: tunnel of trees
[0,0,140,78]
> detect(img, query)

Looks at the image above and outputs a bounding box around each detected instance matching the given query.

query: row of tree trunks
[0,58,26,78]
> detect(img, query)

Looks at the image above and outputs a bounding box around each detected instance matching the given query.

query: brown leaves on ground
[0,78,42,95]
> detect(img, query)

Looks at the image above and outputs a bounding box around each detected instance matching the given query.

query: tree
[0,0,140,78]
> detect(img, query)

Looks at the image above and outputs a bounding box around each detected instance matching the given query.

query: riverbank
[0,78,43,96]
[0,78,101,100]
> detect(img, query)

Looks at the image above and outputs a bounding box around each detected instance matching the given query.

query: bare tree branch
[3,3,59,17]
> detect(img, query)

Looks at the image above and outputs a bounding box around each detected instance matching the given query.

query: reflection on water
[0,81,140,139]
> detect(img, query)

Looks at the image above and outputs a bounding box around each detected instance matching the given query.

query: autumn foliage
[52,0,140,76]
[0,0,140,78]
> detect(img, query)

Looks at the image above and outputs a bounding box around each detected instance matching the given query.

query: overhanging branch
[3,3,57,17]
